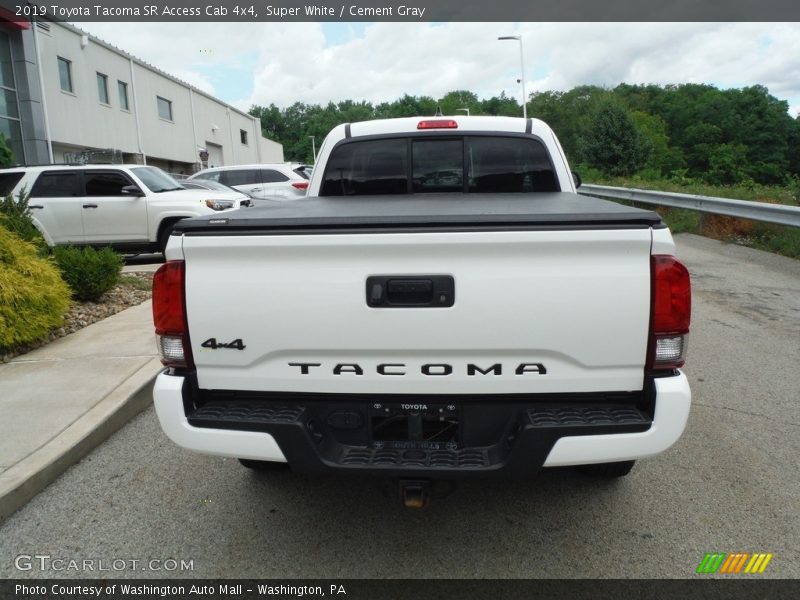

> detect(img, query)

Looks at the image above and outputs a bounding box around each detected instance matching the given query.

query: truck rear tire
[238,458,290,471]
[579,460,635,477]
[158,220,180,256]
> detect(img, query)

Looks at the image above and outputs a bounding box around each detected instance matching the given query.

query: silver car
[188,163,311,200]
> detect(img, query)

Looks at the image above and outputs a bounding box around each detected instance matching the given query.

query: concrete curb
[0,358,162,523]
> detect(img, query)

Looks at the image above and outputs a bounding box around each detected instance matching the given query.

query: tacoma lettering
[516,363,547,375]
[288,362,546,375]
[333,363,364,375]
[467,363,502,376]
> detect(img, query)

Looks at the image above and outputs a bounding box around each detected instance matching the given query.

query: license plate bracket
[368,403,459,450]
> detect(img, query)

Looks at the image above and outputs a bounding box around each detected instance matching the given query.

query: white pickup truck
[151,116,691,507]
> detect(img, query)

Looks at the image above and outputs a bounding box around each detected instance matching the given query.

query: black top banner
[1,0,800,22]
[2,579,800,600]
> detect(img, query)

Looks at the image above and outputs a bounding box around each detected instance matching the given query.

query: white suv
[188,163,311,200]
[0,164,248,254]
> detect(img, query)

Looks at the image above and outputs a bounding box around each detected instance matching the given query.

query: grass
[118,275,153,291]
[656,207,702,234]
[581,173,800,207]
[745,224,800,258]
[583,176,800,260]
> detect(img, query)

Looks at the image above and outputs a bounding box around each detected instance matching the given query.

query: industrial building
[0,14,283,172]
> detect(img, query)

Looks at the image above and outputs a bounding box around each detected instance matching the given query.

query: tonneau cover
[174,192,663,234]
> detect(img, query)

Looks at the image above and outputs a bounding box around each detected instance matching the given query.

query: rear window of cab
[320,136,559,196]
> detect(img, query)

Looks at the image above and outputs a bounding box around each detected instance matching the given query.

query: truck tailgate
[181,227,652,394]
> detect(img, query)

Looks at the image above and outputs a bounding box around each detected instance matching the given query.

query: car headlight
[205,199,235,211]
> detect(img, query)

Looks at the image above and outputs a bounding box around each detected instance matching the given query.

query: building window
[0,31,24,163]
[0,31,14,90]
[118,81,129,111]
[240,129,248,145]
[58,57,73,93]
[157,96,172,121]
[96,72,109,104]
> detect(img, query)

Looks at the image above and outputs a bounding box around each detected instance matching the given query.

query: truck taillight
[152,260,193,369]
[648,255,691,371]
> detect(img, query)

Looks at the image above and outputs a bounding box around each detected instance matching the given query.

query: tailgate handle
[367,276,454,308]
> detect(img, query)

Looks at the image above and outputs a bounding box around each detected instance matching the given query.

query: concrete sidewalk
[0,300,161,521]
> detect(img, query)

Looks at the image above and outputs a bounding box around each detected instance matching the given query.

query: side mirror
[571,171,582,189]
[121,185,144,196]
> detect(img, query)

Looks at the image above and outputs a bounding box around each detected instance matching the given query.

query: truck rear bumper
[543,372,690,466]
[153,371,690,476]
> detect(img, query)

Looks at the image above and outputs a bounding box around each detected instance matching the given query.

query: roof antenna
[434,105,443,117]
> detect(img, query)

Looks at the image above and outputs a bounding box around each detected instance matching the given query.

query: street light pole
[309,135,316,162]
[498,35,527,120]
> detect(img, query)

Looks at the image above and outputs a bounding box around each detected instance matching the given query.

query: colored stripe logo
[697,552,773,574]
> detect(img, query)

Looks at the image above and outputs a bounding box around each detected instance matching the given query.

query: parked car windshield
[131,167,183,193]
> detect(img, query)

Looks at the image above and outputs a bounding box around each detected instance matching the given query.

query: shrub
[53,246,123,302]
[0,225,71,351]
[0,188,45,247]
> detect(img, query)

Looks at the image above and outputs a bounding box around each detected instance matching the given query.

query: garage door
[205,142,223,168]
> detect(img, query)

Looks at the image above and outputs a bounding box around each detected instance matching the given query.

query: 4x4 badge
[200,338,245,350]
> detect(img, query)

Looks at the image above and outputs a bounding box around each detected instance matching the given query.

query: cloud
[78,21,269,95]
[78,22,800,115]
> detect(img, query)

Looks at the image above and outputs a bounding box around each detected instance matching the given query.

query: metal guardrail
[580,184,800,228]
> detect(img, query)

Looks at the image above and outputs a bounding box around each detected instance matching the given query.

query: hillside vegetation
[250,83,800,188]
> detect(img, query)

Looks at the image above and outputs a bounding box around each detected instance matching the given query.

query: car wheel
[579,460,635,477]
[238,459,290,471]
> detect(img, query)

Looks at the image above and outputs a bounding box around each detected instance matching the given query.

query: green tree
[480,92,521,117]
[730,85,792,183]
[629,111,685,176]
[249,104,287,143]
[375,94,437,118]
[248,84,799,183]
[439,90,479,116]
[578,102,651,176]
[529,86,610,161]
[707,143,748,184]
[788,114,800,177]
[681,122,722,177]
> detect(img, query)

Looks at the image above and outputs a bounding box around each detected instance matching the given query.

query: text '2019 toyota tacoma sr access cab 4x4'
[151,116,691,507]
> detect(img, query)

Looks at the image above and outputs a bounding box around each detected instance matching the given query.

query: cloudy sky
[78,22,800,117]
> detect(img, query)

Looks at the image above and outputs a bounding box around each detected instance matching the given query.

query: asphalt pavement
[0,234,797,579]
